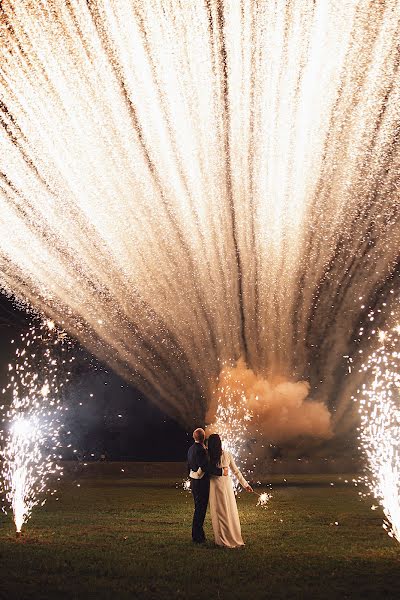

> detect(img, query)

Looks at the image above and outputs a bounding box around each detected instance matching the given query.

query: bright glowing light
[11,418,34,438]
[378,330,387,344]
[356,325,400,542]
[0,2,399,441]
[0,322,70,533]
[207,370,253,474]
[41,384,50,397]
[256,492,272,508]
[206,365,255,491]
[208,387,252,467]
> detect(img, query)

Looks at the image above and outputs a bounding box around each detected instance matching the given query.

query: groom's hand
[223,467,228,476]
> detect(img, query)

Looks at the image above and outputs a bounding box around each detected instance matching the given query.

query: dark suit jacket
[187,442,223,478]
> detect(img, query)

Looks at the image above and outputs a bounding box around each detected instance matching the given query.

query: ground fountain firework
[0,321,72,534]
[356,322,400,542]
[0,1,399,448]
[207,368,253,460]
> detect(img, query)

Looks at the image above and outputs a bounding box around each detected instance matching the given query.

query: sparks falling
[356,325,400,542]
[0,1,399,442]
[207,372,253,467]
[206,361,260,489]
[0,321,71,533]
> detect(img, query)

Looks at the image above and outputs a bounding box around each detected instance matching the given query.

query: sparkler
[356,325,400,542]
[182,478,191,493]
[254,491,272,508]
[0,321,72,534]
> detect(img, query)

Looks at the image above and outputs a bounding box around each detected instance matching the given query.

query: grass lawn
[0,469,399,599]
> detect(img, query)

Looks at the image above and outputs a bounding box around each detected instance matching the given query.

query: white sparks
[355,325,400,543]
[0,322,71,533]
[41,384,50,397]
[206,367,254,490]
[182,478,191,493]
[0,1,397,437]
[256,492,272,508]
[378,330,387,344]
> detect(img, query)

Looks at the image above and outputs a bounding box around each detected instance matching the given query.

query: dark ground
[0,465,399,600]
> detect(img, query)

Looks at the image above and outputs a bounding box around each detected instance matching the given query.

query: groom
[187,427,227,543]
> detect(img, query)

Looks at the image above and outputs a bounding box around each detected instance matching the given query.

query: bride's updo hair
[207,433,222,466]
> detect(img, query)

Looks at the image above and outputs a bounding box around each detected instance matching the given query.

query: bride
[207,433,253,548]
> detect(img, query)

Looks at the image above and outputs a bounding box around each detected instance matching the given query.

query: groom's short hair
[193,428,205,443]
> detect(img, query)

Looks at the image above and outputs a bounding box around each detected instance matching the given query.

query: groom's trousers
[190,476,210,543]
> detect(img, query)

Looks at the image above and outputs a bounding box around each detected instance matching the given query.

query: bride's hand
[245,485,253,492]
[223,467,228,476]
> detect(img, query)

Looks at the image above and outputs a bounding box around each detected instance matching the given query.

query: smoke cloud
[206,359,333,445]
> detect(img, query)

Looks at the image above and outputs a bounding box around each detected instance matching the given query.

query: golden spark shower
[0,1,399,449]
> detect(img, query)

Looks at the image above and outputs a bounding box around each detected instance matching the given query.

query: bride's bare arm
[228,453,253,491]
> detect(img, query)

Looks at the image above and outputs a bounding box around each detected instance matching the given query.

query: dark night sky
[0,293,191,461]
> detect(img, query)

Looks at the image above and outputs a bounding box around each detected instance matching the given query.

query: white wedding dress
[209,450,248,548]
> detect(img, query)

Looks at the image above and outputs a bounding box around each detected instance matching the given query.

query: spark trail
[0,1,399,443]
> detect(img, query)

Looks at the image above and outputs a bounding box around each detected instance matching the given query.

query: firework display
[356,324,400,542]
[0,321,72,533]
[0,2,400,565]
[0,1,398,441]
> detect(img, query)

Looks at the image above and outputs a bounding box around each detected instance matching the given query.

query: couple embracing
[187,427,253,548]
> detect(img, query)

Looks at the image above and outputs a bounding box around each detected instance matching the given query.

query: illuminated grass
[0,471,400,599]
